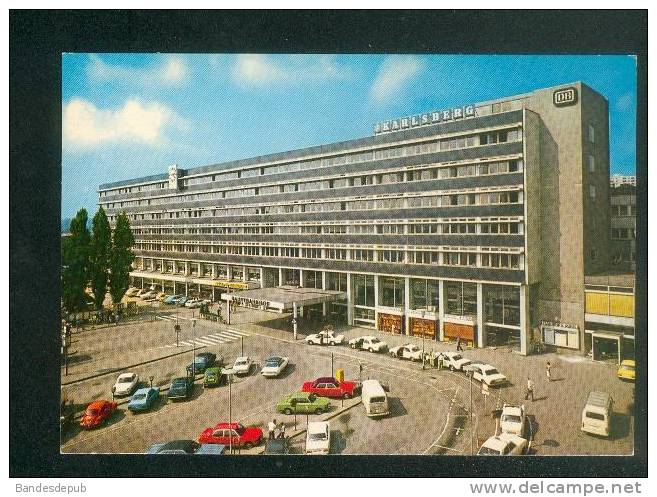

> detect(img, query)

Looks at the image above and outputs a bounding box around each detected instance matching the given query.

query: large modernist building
[99,82,611,356]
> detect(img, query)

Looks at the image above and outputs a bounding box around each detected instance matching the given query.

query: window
[353,274,375,307]
[589,185,596,199]
[379,277,405,308]
[445,281,477,316]
[588,155,595,173]
[588,124,595,143]
[484,285,520,326]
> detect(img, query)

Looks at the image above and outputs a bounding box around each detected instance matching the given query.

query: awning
[221,285,347,312]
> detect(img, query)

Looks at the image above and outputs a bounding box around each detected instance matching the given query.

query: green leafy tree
[62,209,91,312]
[89,206,112,310]
[109,212,135,304]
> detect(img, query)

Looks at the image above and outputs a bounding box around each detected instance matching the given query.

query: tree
[89,206,112,310]
[109,212,135,304]
[62,208,91,312]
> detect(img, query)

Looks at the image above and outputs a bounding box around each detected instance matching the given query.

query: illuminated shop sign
[374,104,476,135]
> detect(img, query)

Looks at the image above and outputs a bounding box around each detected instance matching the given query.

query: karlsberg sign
[374,104,476,135]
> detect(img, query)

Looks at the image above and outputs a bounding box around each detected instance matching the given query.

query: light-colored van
[361,379,389,418]
[581,391,613,437]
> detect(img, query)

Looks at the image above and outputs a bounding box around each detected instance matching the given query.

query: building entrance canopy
[221,285,347,313]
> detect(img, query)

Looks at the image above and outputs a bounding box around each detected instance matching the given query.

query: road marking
[155,330,250,349]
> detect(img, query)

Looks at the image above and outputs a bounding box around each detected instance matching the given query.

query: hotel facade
[99,82,611,356]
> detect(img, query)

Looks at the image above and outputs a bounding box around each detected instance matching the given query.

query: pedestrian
[277,422,286,439]
[268,419,277,440]
[524,377,535,402]
[546,361,552,382]
[456,337,463,351]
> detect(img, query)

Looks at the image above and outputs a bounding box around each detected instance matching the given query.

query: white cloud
[231,54,350,85]
[63,98,190,148]
[87,54,188,86]
[370,55,426,103]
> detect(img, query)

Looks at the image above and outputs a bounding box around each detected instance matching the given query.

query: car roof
[159,440,199,452]
[266,356,283,361]
[205,367,221,373]
[307,421,329,432]
[235,356,249,361]
[314,377,337,383]
[117,372,136,379]
[502,404,523,416]
[586,391,611,407]
[198,352,215,358]
[87,400,110,409]
[620,359,635,366]
[133,387,154,395]
[171,377,189,383]
[214,422,243,429]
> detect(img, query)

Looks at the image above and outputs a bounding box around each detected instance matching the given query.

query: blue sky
[62,54,637,219]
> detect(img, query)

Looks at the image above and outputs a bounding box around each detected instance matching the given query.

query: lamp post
[222,367,235,454]
[464,365,475,455]
[421,310,426,370]
[191,318,197,373]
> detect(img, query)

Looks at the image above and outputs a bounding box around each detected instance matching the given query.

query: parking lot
[61,303,635,456]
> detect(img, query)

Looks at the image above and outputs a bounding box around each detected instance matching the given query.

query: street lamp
[464,365,476,455]
[222,367,235,454]
[421,310,426,370]
[191,318,197,370]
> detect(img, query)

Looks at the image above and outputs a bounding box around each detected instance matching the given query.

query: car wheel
[329,341,335,346]
[284,408,293,415]
[450,365,455,371]
[243,442,254,450]
[343,392,352,400]
[315,408,324,415]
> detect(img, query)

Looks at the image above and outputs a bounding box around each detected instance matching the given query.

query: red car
[301,377,356,399]
[198,422,263,449]
[80,400,117,430]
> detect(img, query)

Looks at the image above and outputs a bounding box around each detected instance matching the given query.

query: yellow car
[617,359,635,381]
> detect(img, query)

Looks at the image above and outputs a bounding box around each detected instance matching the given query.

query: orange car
[80,399,117,429]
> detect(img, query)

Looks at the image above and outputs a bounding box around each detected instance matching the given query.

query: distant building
[609,183,636,271]
[610,174,636,188]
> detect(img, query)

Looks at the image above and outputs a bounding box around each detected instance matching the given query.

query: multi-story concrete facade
[610,174,636,188]
[99,82,610,356]
[609,183,636,271]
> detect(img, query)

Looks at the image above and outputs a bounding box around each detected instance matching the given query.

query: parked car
[581,391,613,437]
[477,434,528,455]
[617,359,635,381]
[500,404,526,436]
[389,344,423,361]
[468,363,508,387]
[263,437,291,455]
[261,356,289,377]
[276,392,331,415]
[146,440,225,455]
[305,421,330,455]
[185,299,203,308]
[175,296,189,306]
[125,288,140,297]
[439,352,472,371]
[128,387,160,413]
[203,367,226,388]
[112,372,139,397]
[305,330,345,346]
[60,400,76,433]
[361,379,389,418]
[348,335,388,352]
[187,352,218,375]
[198,422,263,449]
[135,289,150,297]
[164,294,183,305]
[167,376,194,401]
[140,290,158,300]
[80,400,117,430]
[301,376,356,399]
[232,356,254,376]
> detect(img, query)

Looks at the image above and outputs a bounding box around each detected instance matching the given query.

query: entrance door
[592,335,620,363]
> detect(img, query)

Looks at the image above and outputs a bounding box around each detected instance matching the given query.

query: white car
[468,363,508,387]
[232,356,253,376]
[125,288,140,297]
[389,344,423,361]
[185,299,202,308]
[500,404,527,437]
[305,421,331,455]
[140,290,157,300]
[112,372,139,397]
[305,330,345,346]
[440,352,472,371]
[261,356,289,377]
[477,434,528,456]
[348,335,388,353]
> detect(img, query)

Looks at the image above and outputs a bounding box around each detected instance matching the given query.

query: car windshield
[172,379,186,386]
[309,432,327,441]
[622,364,635,371]
[502,414,521,423]
[370,338,380,344]
[478,446,501,455]
[132,394,146,401]
[486,368,499,375]
[409,346,419,351]
[85,408,99,416]
[266,358,281,366]
[119,377,133,383]
[308,394,317,402]
[236,359,247,365]
[452,354,462,360]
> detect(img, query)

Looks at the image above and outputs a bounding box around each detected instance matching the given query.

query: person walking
[524,377,535,402]
[546,361,552,382]
[277,421,286,439]
[268,419,277,440]
[456,337,463,351]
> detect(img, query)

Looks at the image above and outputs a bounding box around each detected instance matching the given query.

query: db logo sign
[553,87,578,107]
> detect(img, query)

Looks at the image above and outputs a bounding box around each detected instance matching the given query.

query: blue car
[146,440,225,455]
[164,294,183,305]
[128,387,160,413]
[175,296,189,306]
[167,377,194,400]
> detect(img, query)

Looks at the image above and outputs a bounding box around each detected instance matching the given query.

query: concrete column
[185,282,189,296]
[477,283,485,348]
[299,269,304,287]
[243,267,248,282]
[346,273,353,325]
[162,280,165,292]
[161,258,165,273]
[438,280,445,341]
[227,266,233,280]
[259,267,264,288]
[404,277,411,335]
[212,264,217,279]
[173,281,176,295]
[321,271,327,316]
[278,267,283,286]
[185,261,190,276]
[373,275,379,331]
[293,302,298,340]
[519,285,528,356]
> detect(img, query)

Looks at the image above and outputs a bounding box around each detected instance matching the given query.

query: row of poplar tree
[62,206,135,313]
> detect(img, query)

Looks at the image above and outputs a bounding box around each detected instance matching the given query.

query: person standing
[277,421,286,439]
[524,377,535,402]
[268,419,277,440]
[456,337,463,351]
[546,361,552,382]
